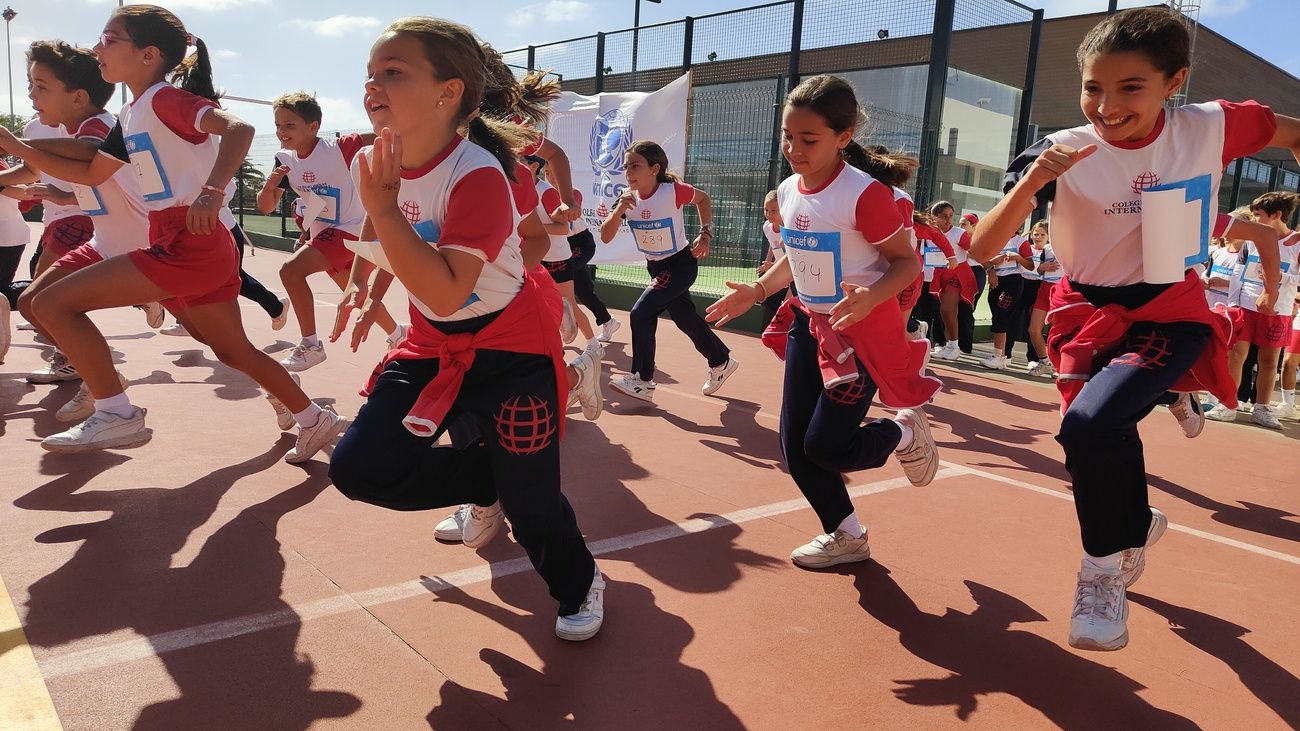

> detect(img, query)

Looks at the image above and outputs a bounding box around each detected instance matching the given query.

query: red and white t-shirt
[0,162,30,247]
[353,137,521,321]
[536,179,572,262]
[104,82,221,212]
[1204,244,1240,307]
[991,234,1033,276]
[274,134,367,237]
[763,221,784,257]
[1236,231,1300,314]
[776,161,905,314]
[67,112,149,258]
[941,224,972,265]
[23,120,83,224]
[622,180,697,262]
[1004,100,1277,286]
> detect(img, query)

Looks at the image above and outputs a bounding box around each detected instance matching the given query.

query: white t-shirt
[67,112,150,258]
[535,179,573,262]
[107,82,220,212]
[274,134,367,238]
[621,180,698,262]
[1236,231,1300,314]
[1204,245,1240,309]
[763,221,784,257]
[0,168,29,247]
[22,119,83,224]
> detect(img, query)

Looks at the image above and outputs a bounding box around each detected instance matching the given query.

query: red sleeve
[337,133,367,167]
[1018,241,1033,258]
[151,86,217,145]
[75,116,112,142]
[540,187,562,213]
[443,168,515,262]
[957,231,972,251]
[894,197,915,228]
[922,225,955,257]
[673,182,697,208]
[573,189,583,206]
[1212,213,1233,239]
[853,182,904,245]
[520,132,545,158]
[509,164,539,215]
[1218,100,1277,168]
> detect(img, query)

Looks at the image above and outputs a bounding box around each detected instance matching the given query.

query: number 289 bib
[781,228,843,306]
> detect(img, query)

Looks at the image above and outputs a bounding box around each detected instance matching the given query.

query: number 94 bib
[781,227,843,306]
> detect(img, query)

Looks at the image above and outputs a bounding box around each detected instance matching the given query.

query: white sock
[293,402,323,428]
[95,392,134,418]
[302,334,321,347]
[1082,552,1122,573]
[1284,389,1296,408]
[837,512,865,539]
[385,325,402,340]
[894,423,915,452]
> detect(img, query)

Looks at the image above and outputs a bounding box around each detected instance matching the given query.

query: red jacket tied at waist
[362,270,567,438]
[762,296,942,409]
[1046,270,1238,413]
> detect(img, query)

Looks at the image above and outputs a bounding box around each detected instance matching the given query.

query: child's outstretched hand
[705,281,757,327]
[357,127,403,216]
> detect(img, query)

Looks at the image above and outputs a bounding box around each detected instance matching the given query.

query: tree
[0,113,27,135]
[233,158,266,212]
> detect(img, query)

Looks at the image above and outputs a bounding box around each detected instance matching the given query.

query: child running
[980,228,1035,370]
[549,167,618,342]
[599,140,739,403]
[1025,222,1060,377]
[974,7,1298,651]
[928,201,977,361]
[2,4,345,460]
[706,74,941,569]
[327,17,604,641]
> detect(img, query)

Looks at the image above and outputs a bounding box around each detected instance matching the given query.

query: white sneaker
[57,372,130,423]
[266,373,303,431]
[1068,566,1129,651]
[1026,359,1046,377]
[434,501,505,547]
[894,409,938,486]
[42,407,151,453]
[597,317,621,343]
[909,320,929,342]
[27,352,81,384]
[555,567,606,641]
[610,373,655,403]
[1167,392,1204,438]
[139,302,165,329]
[284,406,346,464]
[560,298,577,344]
[1120,508,1168,589]
[702,358,740,396]
[159,322,189,337]
[280,340,327,373]
[271,297,291,331]
[16,319,34,331]
[1205,403,1237,422]
[386,323,409,348]
[1251,404,1282,430]
[1275,401,1298,420]
[584,338,604,359]
[790,530,871,568]
[936,342,960,362]
[568,350,602,421]
[979,353,1007,370]
[0,295,10,363]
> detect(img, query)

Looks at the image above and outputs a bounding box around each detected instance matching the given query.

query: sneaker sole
[41,428,153,453]
[701,362,740,396]
[433,529,465,544]
[284,414,348,464]
[463,518,504,549]
[582,357,603,421]
[1068,630,1129,651]
[899,411,939,487]
[610,382,654,403]
[280,358,326,374]
[27,373,82,384]
[791,548,872,569]
[555,619,603,642]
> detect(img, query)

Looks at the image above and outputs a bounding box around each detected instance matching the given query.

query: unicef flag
[546,73,691,265]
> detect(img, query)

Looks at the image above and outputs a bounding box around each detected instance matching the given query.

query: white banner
[546,73,691,265]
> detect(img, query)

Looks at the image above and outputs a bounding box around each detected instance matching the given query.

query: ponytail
[628,140,678,184]
[857,143,919,188]
[115,5,220,102]
[464,115,533,182]
[170,36,220,102]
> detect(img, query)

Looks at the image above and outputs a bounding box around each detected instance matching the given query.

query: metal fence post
[1014,10,1043,156]
[682,16,694,72]
[1228,159,1244,209]
[527,45,536,71]
[787,0,804,89]
[916,0,955,207]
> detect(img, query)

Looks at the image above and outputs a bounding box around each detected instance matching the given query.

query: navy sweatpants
[630,248,729,381]
[567,230,611,326]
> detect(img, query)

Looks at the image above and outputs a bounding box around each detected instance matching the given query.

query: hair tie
[185,33,195,46]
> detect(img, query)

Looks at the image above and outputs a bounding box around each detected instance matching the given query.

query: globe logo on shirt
[1131,171,1161,196]
[400,200,422,225]
[640,208,652,219]
[596,201,609,218]
[589,109,633,175]
[795,213,811,231]
[301,171,316,184]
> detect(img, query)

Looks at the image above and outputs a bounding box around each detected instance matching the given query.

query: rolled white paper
[1141,188,1189,284]
[302,191,328,225]
[344,239,393,273]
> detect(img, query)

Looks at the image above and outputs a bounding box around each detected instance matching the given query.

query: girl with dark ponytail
[8,4,342,463]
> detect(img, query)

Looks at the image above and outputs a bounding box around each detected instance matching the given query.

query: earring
[437,101,444,107]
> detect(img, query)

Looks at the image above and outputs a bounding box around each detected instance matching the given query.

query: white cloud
[215,49,240,60]
[507,1,592,29]
[284,15,383,39]
[315,95,373,132]
[97,0,270,11]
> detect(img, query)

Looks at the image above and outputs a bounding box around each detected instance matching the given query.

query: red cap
[961,213,979,225]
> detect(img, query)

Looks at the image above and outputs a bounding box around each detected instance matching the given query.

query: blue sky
[2,0,1294,145]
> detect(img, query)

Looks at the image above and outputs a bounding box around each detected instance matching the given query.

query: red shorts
[1234,308,1293,349]
[128,207,240,315]
[1034,280,1057,312]
[929,262,977,306]
[51,242,105,273]
[308,227,357,276]
[40,215,95,260]
[897,273,923,311]
[1287,327,1300,355]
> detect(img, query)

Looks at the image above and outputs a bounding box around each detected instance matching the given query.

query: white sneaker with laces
[910,320,929,342]
[611,373,655,403]
[434,501,505,547]
[979,353,1007,370]
[702,358,740,396]
[568,350,602,421]
[1025,359,1045,377]
[1167,392,1204,438]
[1205,402,1237,422]
[555,567,606,641]
[597,317,621,343]
[280,340,327,373]
[790,530,871,568]
[1068,566,1129,651]
[271,297,291,331]
[27,352,81,384]
[42,407,151,452]
[266,373,303,431]
[1275,401,1297,420]
[284,406,346,464]
[57,372,130,423]
[160,322,189,337]
[1120,508,1167,588]
[584,338,604,359]
[139,302,165,329]
[0,296,11,363]
[386,323,409,348]
[1251,403,1282,430]
[560,298,577,344]
[894,409,939,486]
[936,341,961,362]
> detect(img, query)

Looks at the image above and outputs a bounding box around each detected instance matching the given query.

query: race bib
[781,227,843,305]
[1208,262,1235,293]
[303,185,341,225]
[922,242,948,269]
[124,132,173,202]
[72,184,108,216]
[1243,254,1289,287]
[627,218,678,256]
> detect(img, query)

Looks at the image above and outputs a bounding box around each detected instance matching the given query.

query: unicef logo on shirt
[589,109,632,175]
